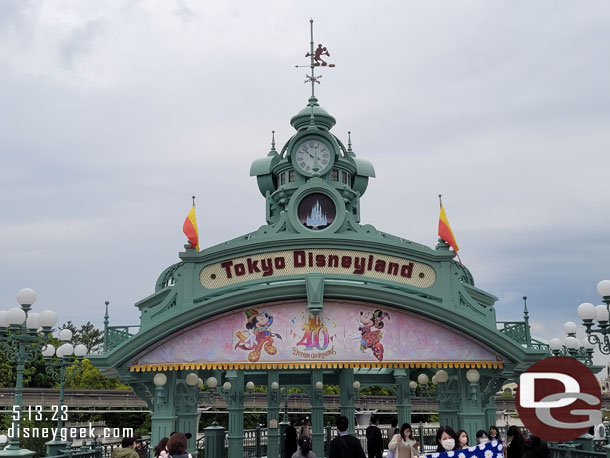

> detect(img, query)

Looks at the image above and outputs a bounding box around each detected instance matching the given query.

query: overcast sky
[1,1,609,368]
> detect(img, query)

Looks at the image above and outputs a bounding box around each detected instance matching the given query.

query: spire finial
[347,131,353,151]
[295,19,334,99]
[523,296,529,316]
[271,130,276,151]
[438,194,443,208]
[192,195,196,207]
[104,301,109,320]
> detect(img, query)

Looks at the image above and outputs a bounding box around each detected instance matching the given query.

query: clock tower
[250,21,375,235]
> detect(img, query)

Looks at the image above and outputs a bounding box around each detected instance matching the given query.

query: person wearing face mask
[388,423,419,457]
[435,425,458,453]
[456,429,470,448]
[488,425,502,444]
[476,430,490,444]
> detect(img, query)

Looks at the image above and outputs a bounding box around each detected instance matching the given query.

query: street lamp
[549,321,594,366]
[0,288,57,458]
[577,280,610,355]
[43,329,87,456]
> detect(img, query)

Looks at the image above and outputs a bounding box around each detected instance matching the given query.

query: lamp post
[42,329,87,456]
[577,280,610,354]
[550,322,595,366]
[0,288,57,458]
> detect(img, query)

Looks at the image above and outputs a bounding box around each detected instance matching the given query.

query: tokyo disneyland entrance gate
[90,20,549,458]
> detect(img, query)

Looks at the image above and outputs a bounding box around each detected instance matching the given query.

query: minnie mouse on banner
[418,441,503,458]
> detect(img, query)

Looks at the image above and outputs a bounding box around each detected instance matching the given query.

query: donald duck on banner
[418,441,503,458]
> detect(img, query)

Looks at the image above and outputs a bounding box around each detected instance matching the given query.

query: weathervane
[295,19,335,98]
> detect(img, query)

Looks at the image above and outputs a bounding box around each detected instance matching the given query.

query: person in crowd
[153,437,169,458]
[388,422,419,457]
[112,438,139,458]
[285,418,298,457]
[506,425,525,458]
[299,417,312,440]
[456,429,470,448]
[488,425,502,443]
[476,430,490,444]
[292,436,316,458]
[386,418,399,448]
[166,433,191,458]
[328,415,366,458]
[366,415,383,458]
[523,435,551,458]
[435,425,458,453]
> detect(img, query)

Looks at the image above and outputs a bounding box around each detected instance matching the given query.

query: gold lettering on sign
[200,249,436,289]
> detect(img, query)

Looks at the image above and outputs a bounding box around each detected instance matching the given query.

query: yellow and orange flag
[438,195,460,262]
[183,197,199,251]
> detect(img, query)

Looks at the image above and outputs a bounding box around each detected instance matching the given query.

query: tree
[65,358,130,390]
[59,321,104,354]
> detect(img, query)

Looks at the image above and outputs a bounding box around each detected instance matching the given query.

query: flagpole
[192,195,196,207]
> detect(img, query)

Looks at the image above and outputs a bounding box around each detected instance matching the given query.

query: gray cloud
[0,1,609,370]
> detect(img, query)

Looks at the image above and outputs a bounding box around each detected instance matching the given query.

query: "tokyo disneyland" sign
[199,249,437,289]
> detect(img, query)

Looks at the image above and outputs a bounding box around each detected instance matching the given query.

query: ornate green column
[147,372,177,455]
[436,372,459,431]
[339,368,356,434]
[225,370,245,458]
[310,370,324,458]
[393,368,412,426]
[266,371,281,458]
[456,371,486,441]
[175,372,200,453]
[204,422,225,458]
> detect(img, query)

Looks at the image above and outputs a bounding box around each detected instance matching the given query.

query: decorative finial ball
[466,369,480,383]
[206,377,218,389]
[153,373,167,387]
[246,381,255,391]
[564,336,580,350]
[597,280,610,298]
[26,312,40,330]
[41,344,56,358]
[417,373,429,385]
[435,370,449,383]
[185,373,199,386]
[563,321,578,335]
[315,381,324,390]
[60,343,74,356]
[74,344,87,357]
[582,338,595,350]
[549,338,563,351]
[409,381,418,390]
[431,375,438,385]
[38,310,57,328]
[16,288,36,306]
[271,381,279,390]
[596,304,609,322]
[6,307,26,326]
[352,381,361,390]
[197,378,204,389]
[223,381,232,392]
[0,434,7,445]
[59,329,73,342]
[577,302,597,321]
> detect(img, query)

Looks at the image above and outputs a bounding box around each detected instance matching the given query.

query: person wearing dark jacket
[366,416,383,458]
[507,425,525,458]
[329,416,366,458]
[285,418,298,458]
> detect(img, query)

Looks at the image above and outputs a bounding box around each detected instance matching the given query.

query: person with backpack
[328,416,366,458]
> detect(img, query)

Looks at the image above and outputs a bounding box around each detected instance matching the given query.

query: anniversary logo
[200,248,437,289]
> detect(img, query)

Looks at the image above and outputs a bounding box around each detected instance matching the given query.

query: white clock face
[294,139,332,174]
